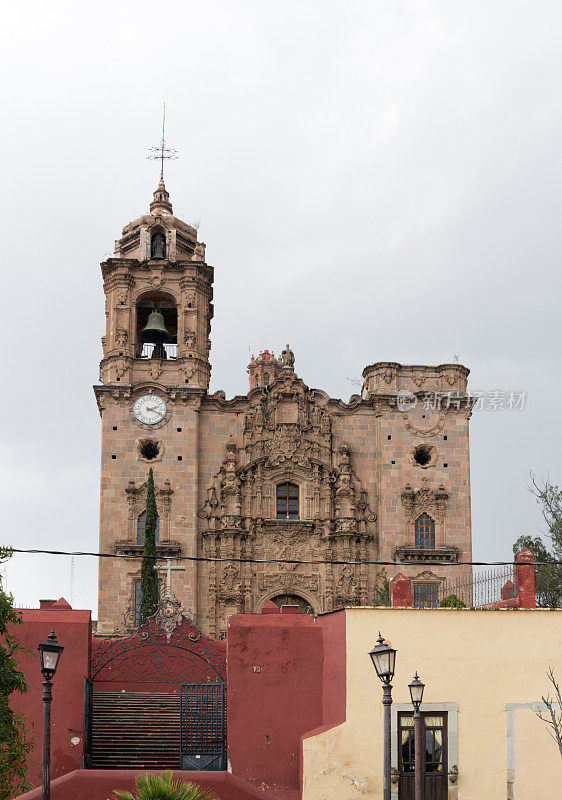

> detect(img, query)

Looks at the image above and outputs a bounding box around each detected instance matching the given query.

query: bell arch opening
[150,230,166,259]
[135,291,178,360]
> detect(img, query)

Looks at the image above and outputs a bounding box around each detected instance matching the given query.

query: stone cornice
[394,545,461,564]
[238,454,335,476]
[202,391,249,410]
[101,258,213,284]
[114,540,182,557]
[362,361,470,379]
[93,384,205,414]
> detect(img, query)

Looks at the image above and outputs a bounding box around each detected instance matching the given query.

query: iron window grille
[413,583,439,608]
[414,513,436,549]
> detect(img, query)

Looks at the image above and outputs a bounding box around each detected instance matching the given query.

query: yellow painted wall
[302,607,562,800]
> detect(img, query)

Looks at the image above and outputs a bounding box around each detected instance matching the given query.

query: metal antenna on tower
[147,103,178,180]
[70,556,75,606]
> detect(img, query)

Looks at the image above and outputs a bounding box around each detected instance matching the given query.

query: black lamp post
[409,672,425,800]
[38,630,64,800]
[368,632,397,800]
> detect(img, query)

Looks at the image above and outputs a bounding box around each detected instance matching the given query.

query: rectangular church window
[137,511,160,545]
[276,482,299,520]
[413,584,439,608]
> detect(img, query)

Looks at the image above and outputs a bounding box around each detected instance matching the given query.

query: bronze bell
[140,307,171,344]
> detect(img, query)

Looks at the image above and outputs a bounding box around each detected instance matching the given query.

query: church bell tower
[94,180,213,634]
[99,179,212,389]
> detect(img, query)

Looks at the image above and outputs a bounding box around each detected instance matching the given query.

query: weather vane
[147,103,178,180]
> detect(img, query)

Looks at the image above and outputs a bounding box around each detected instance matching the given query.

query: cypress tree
[140,468,159,623]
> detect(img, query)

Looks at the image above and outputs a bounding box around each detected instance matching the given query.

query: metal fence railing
[139,343,177,360]
[438,564,516,608]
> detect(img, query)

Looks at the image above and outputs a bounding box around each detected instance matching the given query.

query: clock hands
[133,396,166,423]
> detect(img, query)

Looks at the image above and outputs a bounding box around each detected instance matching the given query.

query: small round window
[412,444,435,468]
[138,439,160,461]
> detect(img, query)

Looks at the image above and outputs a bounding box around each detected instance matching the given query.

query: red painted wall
[9,599,92,789]
[15,769,280,800]
[390,572,413,607]
[226,608,346,799]
[314,609,347,730]
[485,550,536,609]
[11,601,348,800]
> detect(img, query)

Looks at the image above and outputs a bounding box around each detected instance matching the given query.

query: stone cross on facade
[157,558,185,599]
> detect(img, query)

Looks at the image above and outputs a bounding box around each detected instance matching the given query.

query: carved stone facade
[196,373,378,635]
[95,182,473,636]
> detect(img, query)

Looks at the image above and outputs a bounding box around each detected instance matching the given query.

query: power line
[8,547,558,568]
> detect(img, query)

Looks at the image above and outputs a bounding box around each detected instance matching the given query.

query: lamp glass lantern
[38,630,64,678]
[408,671,425,711]
[368,633,397,684]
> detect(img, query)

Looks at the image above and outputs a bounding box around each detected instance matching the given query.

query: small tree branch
[536,667,562,757]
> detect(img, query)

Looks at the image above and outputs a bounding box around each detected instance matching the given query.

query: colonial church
[95,181,473,636]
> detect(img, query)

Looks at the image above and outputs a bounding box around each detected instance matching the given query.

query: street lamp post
[38,630,64,800]
[368,633,397,800]
[409,672,425,800]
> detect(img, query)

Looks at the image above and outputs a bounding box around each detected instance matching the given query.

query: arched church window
[137,510,160,545]
[263,372,270,387]
[276,482,299,520]
[151,232,166,259]
[415,513,435,549]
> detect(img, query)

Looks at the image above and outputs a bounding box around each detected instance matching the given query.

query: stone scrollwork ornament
[156,593,183,641]
[198,369,377,626]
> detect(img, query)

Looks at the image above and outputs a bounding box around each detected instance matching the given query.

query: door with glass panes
[398,712,448,800]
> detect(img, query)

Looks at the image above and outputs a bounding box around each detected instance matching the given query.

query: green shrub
[372,568,390,606]
[112,772,218,800]
[439,594,466,608]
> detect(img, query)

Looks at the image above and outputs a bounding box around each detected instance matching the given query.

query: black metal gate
[83,678,93,769]
[180,682,225,770]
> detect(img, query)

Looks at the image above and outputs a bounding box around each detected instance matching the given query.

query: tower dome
[150,179,173,215]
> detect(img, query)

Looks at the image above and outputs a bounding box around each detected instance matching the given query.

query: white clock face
[133,395,167,425]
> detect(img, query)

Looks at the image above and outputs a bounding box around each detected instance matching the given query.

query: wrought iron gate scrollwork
[90,601,226,683]
[180,682,226,771]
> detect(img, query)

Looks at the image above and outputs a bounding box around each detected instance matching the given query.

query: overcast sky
[1,1,561,614]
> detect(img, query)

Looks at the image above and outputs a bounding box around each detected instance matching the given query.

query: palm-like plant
[112,772,218,800]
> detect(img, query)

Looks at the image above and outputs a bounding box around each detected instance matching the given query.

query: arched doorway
[270,594,313,614]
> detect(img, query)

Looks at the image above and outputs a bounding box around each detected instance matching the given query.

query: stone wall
[95,185,473,637]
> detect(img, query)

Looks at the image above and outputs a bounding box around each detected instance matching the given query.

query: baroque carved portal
[199,371,377,636]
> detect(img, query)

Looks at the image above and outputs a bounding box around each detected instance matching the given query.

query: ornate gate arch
[85,597,226,770]
[90,597,226,684]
